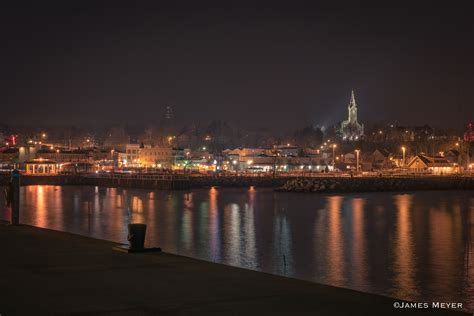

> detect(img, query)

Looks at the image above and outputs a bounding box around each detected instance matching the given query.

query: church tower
[162,105,175,136]
[338,90,364,141]
[348,90,358,124]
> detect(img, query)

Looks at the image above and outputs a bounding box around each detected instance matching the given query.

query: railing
[85,173,190,181]
[190,171,474,178]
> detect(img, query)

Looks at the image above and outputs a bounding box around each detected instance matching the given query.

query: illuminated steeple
[348,90,358,124]
[339,90,364,141]
[349,89,356,108]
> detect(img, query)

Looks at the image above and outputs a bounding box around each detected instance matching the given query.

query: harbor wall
[1,174,474,193]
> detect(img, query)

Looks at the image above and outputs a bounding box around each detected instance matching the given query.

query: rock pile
[277,176,474,193]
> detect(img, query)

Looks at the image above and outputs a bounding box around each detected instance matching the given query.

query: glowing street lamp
[401,146,406,167]
[355,149,360,173]
[332,144,337,165]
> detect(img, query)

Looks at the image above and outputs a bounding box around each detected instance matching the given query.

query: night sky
[1,2,473,130]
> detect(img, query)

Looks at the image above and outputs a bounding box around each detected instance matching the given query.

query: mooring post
[10,169,20,225]
[128,223,147,251]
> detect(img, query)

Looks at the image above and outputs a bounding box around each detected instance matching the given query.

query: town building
[25,159,59,175]
[465,122,474,142]
[139,146,172,168]
[116,144,142,168]
[365,149,395,170]
[0,148,19,168]
[407,154,460,174]
[271,145,301,157]
[36,149,92,163]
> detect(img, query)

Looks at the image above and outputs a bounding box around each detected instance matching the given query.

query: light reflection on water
[1,185,474,311]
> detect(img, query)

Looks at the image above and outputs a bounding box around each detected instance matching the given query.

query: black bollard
[128,223,147,250]
[113,223,160,253]
[10,170,20,225]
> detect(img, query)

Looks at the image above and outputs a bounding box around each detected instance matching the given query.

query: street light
[401,146,406,168]
[355,149,360,174]
[332,144,337,166]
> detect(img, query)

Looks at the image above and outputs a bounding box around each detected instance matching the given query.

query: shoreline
[1,174,474,193]
[0,222,468,315]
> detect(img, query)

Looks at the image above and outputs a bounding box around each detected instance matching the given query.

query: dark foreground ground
[0,223,468,316]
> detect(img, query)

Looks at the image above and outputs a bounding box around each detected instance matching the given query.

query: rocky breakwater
[277,176,474,193]
[190,175,292,188]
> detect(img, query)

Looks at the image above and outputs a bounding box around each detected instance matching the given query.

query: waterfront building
[224,148,266,157]
[116,144,143,168]
[171,147,189,169]
[36,149,92,163]
[139,146,173,168]
[271,145,301,157]
[0,148,19,164]
[18,146,37,162]
[172,148,185,161]
[25,159,58,175]
[338,90,364,141]
[407,154,460,174]
[239,154,275,172]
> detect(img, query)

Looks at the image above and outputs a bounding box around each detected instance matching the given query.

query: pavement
[0,223,468,316]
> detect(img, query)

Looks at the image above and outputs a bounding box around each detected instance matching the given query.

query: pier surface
[0,223,468,315]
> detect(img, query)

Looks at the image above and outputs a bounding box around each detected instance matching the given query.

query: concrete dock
[0,223,468,315]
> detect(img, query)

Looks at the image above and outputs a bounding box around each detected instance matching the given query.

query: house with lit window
[139,146,172,168]
[407,154,460,174]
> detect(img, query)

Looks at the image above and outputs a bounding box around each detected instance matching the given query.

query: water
[1,185,474,311]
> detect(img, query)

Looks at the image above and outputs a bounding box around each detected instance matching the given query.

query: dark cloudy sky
[1,2,473,130]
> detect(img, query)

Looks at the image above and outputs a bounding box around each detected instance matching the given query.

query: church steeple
[349,89,356,108]
[339,89,364,141]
